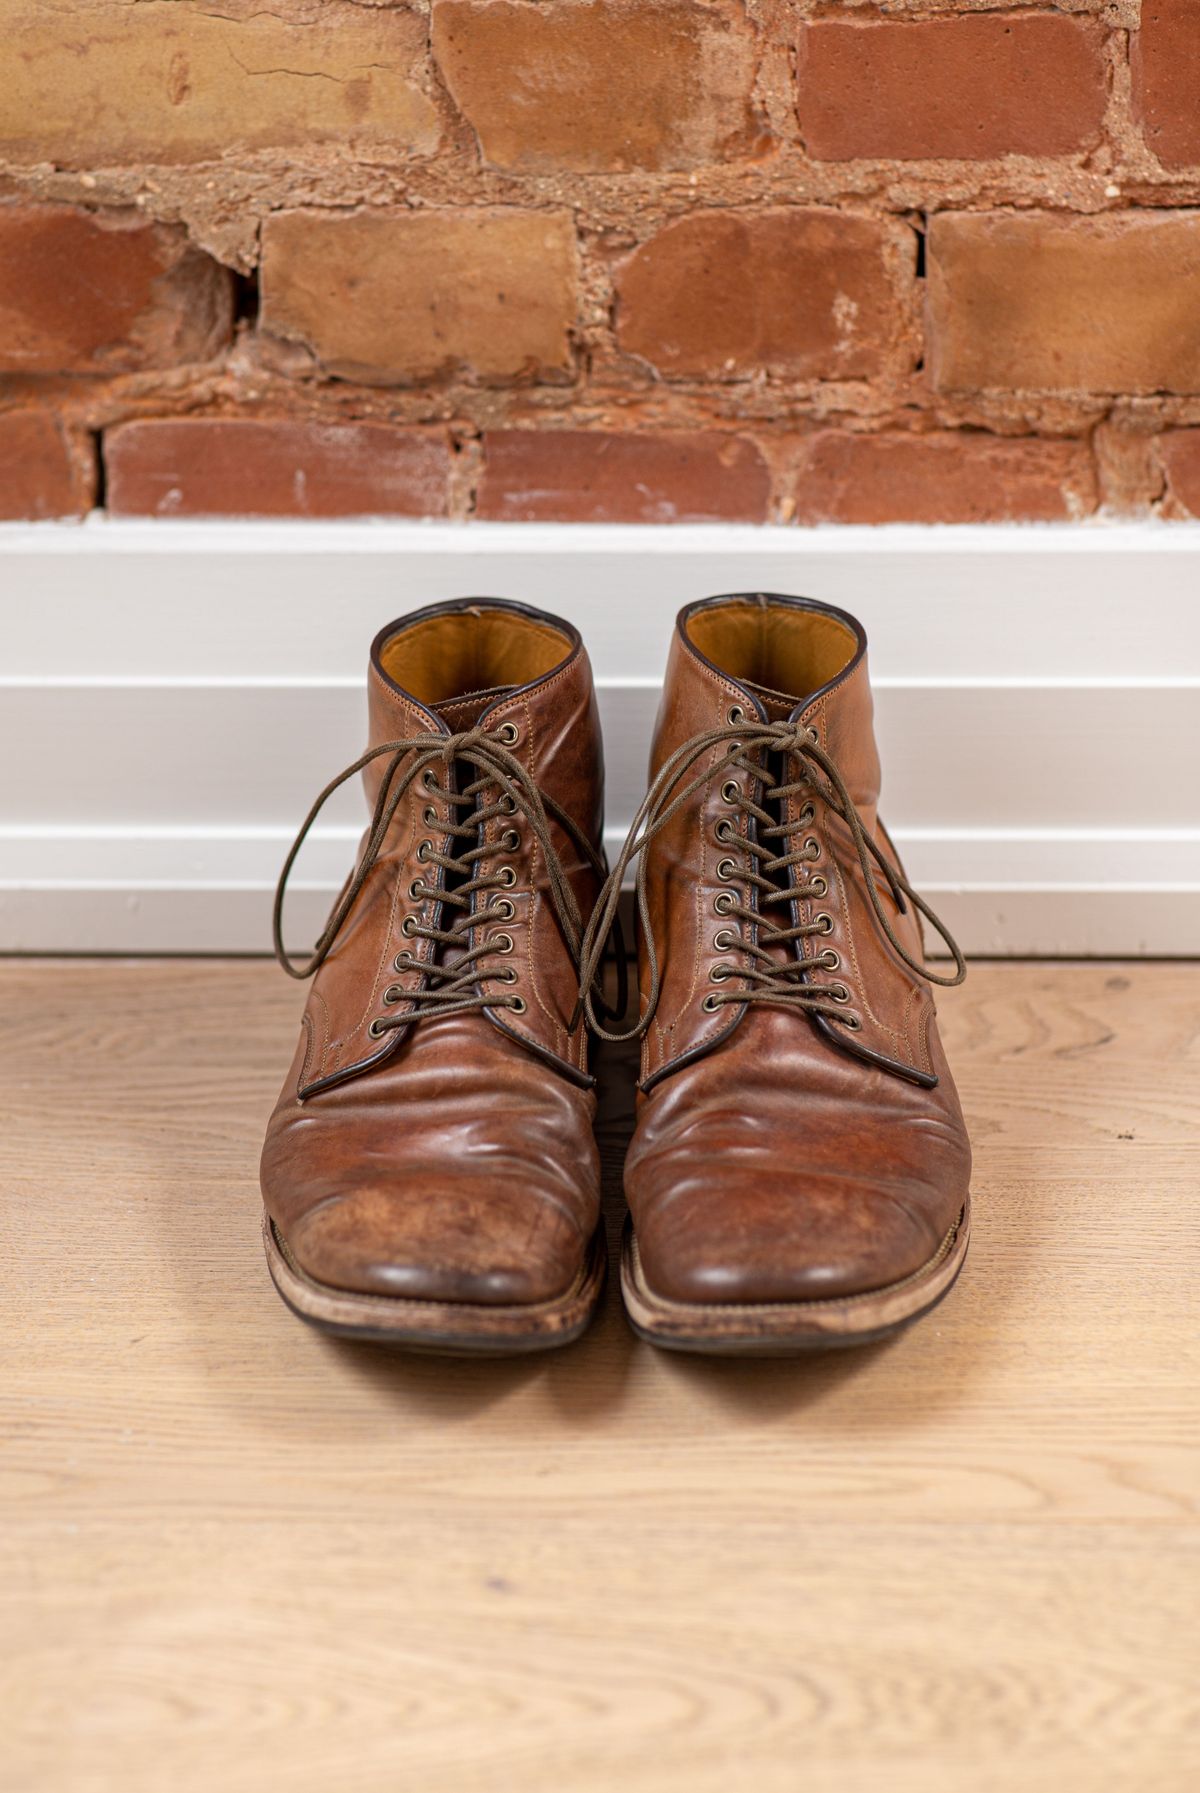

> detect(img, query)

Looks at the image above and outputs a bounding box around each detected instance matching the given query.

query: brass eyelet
[392,951,415,973]
[368,1017,388,1039]
[806,725,819,743]
[715,819,735,844]
[493,721,519,746]
[500,828,520,852]
[416,839,432,862]
[830,983,851,1004]
[401,916,419,937]
[818,948,840,971]
[799,803,815,825]
[508,995,527,1015]
[495,965,517,984]
[804,837,821,859]
[423,806,438,826]
[491,932,514,955]
[713,890,736,914]
[716,857,737,882]
[422,768,437,788]
[709,963,731,983]
[497,866,516,887]
[702,992,721,1012]
[713,928,737,952]
[727,705,745,726]
[720,779,740,804]
[809,875,828,898]
[408,879,425,900]
[843,1014,862,1030]
[815,912,834,935]
[498,794,517,815]
[382,984,403,1005]
[491,897,516,922]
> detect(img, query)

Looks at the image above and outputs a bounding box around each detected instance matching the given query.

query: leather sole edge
[262,1212,608,1356]
[620,1201,971,1355]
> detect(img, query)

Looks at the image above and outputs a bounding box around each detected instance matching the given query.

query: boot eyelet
[720,779,740,804]
[716,857,737,882]
[382,984,403,1005]
[491,897,516,922]
[806,725,819,743]
[490,932,514,955]
[702,992,721,1012]
[799,803,815,825]
[498,794,517,815]
[497,866,516,887]
[715,819,735,844]
[804,837,821,859]
[818,948,841,971]
[392,951,415,973]
[401,916,418,937]
[508,995,527,1015]
[831,983,851,1003]
[709,963,732,983]
[493,721,519,746]
[727,705,745,726]
[500,828,520,851]
[416,839,432,862]
[422,768,437,788]
[408,879,425,900]
[815,912,834,935]
[809,875,828,898]
[713,928,737,952]
[713,890,736,914]
[494,966,517,984]
[843,1013,862,1030]
[368,1017,388,1039]
[422,806,439,826]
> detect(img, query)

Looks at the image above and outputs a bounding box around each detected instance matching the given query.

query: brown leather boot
[582,592,971,1353]
[260,598,610,1352]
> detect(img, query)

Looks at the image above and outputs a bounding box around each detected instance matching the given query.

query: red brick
[0,204,233,375]
[1159,430,1200,517]
[260,208,577,385]
[928,210,1200,394]
[791,430,1096,525]
[797,13,1107,162]
[0,411,95,519]
[432,1,762,173]
[104,418,451,518]
[476,430,770,522]
[616,209,915,382]
[1132,2,1200,169]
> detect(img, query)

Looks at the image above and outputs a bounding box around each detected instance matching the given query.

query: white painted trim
[1,517,1198,955]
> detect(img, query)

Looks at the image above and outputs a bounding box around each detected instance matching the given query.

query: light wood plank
[1,960,1197,1793]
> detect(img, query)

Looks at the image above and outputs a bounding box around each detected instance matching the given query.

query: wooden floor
[1,960,1197,1793]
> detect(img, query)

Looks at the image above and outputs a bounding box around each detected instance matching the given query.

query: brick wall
[3,0,1200,523]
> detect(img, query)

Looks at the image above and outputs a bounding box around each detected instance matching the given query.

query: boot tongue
[741,675,802,722]
[432,683,518,730]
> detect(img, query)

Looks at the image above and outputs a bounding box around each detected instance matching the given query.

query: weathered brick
[260,209,578,385]
[1,1,438,166]
[1159,430,1200,517]
[105,418,451,518]
[616,209,914,382]
[432,1,761,173]
[791,430,1096,525]
[1132,2,1200,169]
[0,204,233,375]
[928,211,1200,394]
[476,430,769,522]
[0,410,95,519]
[797,13,1107,162]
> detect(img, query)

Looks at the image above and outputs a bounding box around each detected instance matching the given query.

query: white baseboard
[2,516,1198,956]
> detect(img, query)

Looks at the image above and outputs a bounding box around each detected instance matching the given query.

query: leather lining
[686,598,857,703]
[378,607,572,707]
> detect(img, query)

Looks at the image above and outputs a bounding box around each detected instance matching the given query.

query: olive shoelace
[274,724,615,1036]
[577,716,966,1045]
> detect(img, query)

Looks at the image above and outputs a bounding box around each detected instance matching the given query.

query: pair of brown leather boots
[260,593,971,1355]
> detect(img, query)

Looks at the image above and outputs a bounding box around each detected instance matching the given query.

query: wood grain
[1,960,1197,1793]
